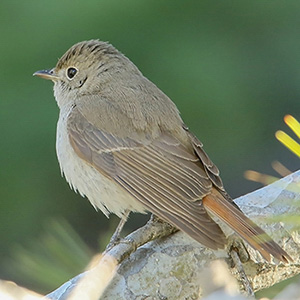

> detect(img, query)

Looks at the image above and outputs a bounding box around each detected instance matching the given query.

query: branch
[45,170,300,300]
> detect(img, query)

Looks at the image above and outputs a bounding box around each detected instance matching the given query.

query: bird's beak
[33,69,59,81]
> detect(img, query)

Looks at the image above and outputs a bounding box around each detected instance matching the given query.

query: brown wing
[67,107,226,249]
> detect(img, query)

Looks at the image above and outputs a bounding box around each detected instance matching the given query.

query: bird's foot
[229,240,254,297]
[105,210,130,252]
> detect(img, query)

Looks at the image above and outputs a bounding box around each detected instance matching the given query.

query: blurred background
[0,0,299,296]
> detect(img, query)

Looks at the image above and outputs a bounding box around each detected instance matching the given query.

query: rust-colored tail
[202,190,291,263]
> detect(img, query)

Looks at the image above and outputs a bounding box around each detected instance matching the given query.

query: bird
[34,39,290,263]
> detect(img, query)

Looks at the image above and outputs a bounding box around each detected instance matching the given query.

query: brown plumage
[34,40,291,263]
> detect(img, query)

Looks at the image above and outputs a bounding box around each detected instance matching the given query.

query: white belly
[55,108,146,218]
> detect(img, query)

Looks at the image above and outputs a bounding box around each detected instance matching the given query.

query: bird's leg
[105,213,178,253]
[229,240,254,296]
[106,210,130,251]
[229,239,250,263]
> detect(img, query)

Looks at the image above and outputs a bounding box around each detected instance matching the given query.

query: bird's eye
[66,67,78,80]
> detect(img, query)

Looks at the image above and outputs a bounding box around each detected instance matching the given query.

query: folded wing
[67,107,226,249]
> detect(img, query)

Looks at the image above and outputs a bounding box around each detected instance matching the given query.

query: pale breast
[55,107,146,218]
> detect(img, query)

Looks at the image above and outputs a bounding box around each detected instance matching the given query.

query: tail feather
[202,191,291,263]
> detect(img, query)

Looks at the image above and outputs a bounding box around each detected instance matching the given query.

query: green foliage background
[0,0,299,294]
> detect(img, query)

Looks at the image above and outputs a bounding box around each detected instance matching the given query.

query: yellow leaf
[284,115,300,139]
[275,130,300,158]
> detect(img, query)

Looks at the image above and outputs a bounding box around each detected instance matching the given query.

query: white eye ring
[66,67,78,80]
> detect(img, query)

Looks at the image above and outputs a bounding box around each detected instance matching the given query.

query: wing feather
[67,107,226,249]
